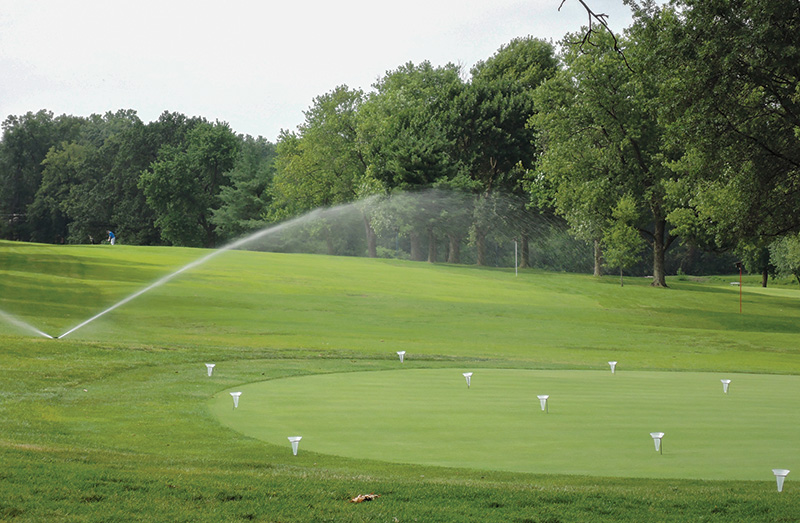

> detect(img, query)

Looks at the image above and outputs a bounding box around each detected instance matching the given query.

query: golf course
[2,239,800,521]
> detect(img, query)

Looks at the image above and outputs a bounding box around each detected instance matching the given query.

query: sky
[0,1,635,142]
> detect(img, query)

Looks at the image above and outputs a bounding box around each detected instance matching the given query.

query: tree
[735,241,774,288]
[458,37,558,266]
[359,62,465,191]
[358,63,466,258]
[22,110,145,244]
[659,0,800,254]
[769,234,800,285]
[211,135,276,241]
[602,195,645,286]
[139,121,240,247]
[531,26,677,286]
[0,110,84,240]
[100,117,162,245]
[271,86,368,255]
[27,142,93,243]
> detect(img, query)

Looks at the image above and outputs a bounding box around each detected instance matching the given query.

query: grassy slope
[1,240,800,522]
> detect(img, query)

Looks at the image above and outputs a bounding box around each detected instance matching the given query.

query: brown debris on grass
[350,493,380,503]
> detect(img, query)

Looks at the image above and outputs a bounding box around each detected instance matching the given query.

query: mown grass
[212,369,800,480]
[1,240,800,522]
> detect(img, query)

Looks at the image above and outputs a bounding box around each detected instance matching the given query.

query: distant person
[107,230,116,245]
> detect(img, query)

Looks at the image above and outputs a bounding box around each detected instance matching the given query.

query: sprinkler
[773,469,790,492]
[650,432,664,454]
[288,436,303,456]
[397,351,406,363]
[463,372,473,388]
[230,391,242,409]
[205,363,215,377]
[608,361,617,374]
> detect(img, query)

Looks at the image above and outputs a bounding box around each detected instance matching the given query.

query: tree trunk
[427,228,436,263]
[410,231,423,261]
[476,228,487,266]
[651,219,668,287]
[593,239,603,277]
[363,215,377,258]
[620,267,624,287]
[519,233,530,269]
[681,243,697,275]
[325,229,334,256]
[447,234,461,264]
[762,267,768,288]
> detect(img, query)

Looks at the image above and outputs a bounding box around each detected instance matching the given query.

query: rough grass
[1,240,800,522]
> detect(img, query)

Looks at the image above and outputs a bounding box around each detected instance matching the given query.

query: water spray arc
[0,309,54,339]
[4,190,573,339]
[57,210,327,339]
[57,248,223,339]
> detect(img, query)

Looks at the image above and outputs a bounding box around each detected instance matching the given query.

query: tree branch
[559,0,634,72]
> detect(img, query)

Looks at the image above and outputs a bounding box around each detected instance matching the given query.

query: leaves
[350,493,380,503]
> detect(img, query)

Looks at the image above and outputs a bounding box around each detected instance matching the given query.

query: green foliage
[140,121,240,247]
[471,36,558,90]
[532,24,677,285]
[769,233,800,284]
[602,195,645,285]
[211,136,276,240]
[657,0,800,250]
[359,61,465,190]
[0,110,85,241]
[271,86,366,220]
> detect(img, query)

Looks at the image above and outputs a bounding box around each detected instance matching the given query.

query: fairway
[212,368,800,480]
[4,242,800,521]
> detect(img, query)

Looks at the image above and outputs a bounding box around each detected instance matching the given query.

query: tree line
[1,0,798,285]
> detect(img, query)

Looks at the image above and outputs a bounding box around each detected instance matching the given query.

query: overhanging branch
[559,0,634,72]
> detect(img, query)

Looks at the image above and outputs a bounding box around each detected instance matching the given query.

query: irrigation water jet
[54,207,338,339]
[0,308,54,338]
[608,361,617,374]
[463,372,473,388]
[721,379,731,394]
[397,351,406,363]
[206,363,215,376]
[288,436,302,456]
[4,190,589,339]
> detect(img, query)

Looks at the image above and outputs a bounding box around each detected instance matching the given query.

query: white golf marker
[721,379,731,394]
[230,391,242,409]
[205,363,215,376]
[397,351,406,363]
[463,372,473,388]
[608,361,617,374]
[773,469,790,492]
[650,432,665,454]
[537,395,550,413]
[288,436,303,456]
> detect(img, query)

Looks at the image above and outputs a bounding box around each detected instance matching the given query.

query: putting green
[210,368,800,480]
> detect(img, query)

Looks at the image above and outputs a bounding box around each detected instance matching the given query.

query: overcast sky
[0,1,634,141]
